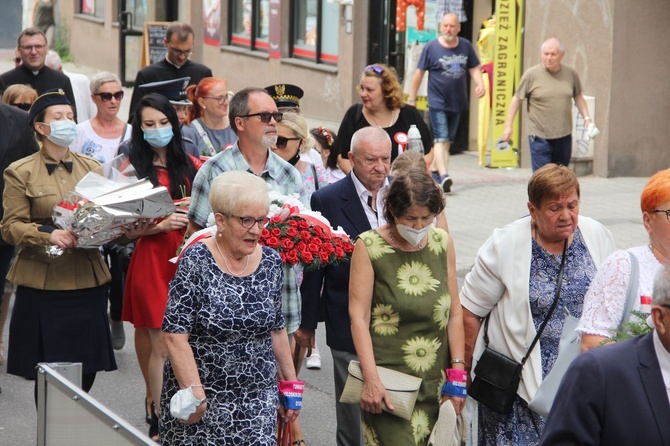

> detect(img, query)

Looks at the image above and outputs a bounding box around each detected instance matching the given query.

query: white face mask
[396,221,434,247]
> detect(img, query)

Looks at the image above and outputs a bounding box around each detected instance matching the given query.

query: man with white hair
[45,50,97,122]
[501,38,598,171]
[541,265,670,445]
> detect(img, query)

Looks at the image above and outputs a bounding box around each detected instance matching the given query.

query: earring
[217,231,222,237]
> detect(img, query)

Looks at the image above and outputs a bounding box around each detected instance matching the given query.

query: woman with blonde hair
[181,77,237,156]
[272,112,328,196]
[338,63,432,173]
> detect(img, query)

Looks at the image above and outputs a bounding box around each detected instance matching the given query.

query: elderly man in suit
[541,265,670,445]
[296,126,392,446]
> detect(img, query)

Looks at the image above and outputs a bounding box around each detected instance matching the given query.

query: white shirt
[350,170,389,229]
[64,69,97,123]
[70,120,132,163]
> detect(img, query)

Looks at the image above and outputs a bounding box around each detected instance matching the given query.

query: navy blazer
[299,173,372,353]
[541,332,670,445]
[0,104,39,224]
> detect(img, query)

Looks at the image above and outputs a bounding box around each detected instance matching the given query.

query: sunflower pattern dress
[359,227,452,446]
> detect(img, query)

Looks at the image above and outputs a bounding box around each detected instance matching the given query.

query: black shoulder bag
[469,239,568,415]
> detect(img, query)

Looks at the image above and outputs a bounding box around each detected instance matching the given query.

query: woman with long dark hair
[121,93,201,441]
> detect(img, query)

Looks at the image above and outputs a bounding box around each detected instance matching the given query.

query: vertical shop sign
[268,0,281,58]
[204,0,221,46]
[488,0,521,167]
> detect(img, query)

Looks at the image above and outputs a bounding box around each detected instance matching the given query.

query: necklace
[388,231,424,251]
[368,109,395,128]
[215,240,249,276]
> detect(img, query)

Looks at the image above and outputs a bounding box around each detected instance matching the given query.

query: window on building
[291,0,339,64]
[80,0,105,19]
[230,0,270,51]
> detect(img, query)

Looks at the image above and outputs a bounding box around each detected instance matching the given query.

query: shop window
[230,0,270,51]
[291,0,339,64]
[80,0,105,19]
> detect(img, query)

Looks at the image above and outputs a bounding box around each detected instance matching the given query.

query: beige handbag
[339,360,422,421]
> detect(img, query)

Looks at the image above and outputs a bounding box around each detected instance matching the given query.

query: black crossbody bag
[469,239,567,415]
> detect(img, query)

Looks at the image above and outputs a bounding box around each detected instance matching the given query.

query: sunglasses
[240,112,283,123]
[275,136,302,149]
[11,102,32,111]
[365,64,385,75]
[94,91,124,102]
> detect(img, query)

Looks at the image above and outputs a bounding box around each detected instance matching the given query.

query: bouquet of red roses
[260,207,354,271]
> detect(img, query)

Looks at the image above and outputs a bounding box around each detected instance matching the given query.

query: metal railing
[36,363,154,446]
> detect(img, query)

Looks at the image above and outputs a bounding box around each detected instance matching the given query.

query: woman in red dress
[122,93,201,440]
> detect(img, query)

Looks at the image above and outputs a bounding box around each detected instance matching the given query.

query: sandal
[145,397,152,425]
[292,441,306,445]
[148,402,159,441]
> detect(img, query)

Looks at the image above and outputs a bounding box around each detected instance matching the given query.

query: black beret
[265,84,304,109]
[139,77,192,105]
[28,89,72,124]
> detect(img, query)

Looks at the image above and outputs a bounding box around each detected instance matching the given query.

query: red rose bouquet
[259,205,354,271]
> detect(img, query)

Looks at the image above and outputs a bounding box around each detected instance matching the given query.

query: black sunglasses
[240,112,283,123]
[11,102,32,111]
[94,91,124,102]
[275,136,302,149]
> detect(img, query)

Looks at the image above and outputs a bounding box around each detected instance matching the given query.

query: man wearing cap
[187,87,307,347]
[128,22,212,122]
[1,27,77,119]
[265,83,304,113]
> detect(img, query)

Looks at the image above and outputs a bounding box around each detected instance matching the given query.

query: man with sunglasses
[187,87,307,343]
[542,264,670,445]
[128,21,212,123]
[408,13,485,192]
[1,27,77,120]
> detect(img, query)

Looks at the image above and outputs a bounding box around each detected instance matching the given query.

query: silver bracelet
[450,358,465,364]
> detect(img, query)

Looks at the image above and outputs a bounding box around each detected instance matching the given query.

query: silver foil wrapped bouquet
[49,156,175,256]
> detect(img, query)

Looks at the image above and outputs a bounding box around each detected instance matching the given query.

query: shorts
[428,109,461,143]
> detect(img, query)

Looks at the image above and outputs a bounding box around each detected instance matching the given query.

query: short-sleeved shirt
[417,37,480,112]
[515,63,583,139]
[70,120,132,163]
[181,119,237,156]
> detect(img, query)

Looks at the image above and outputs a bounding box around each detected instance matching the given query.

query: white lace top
[577,245,661,338]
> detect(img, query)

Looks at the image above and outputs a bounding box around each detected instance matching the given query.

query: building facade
[51,0,669,176]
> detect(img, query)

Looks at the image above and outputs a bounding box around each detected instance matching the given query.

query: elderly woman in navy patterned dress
[159,171,300,445]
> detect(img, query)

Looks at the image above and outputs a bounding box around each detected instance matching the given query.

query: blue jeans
[529,134,572,171]
[428,109,461,143]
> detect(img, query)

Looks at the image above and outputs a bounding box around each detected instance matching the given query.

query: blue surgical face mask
[143,126,173,148]
[42,120,78,147]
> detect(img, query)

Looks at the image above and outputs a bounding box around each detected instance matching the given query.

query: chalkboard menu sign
[142,22,170,67]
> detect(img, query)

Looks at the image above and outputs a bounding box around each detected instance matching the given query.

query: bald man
[502,38,595,171]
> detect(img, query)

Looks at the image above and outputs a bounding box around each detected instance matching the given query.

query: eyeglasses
[20,44,46,52]
[365,64,385,75]
[11,102,32,111]
[203,94,232,106]
[228,214,270,229]
[275,136,302,149]
[94,91,124,102]
[240,112,283,123]
[652,209,670,222]
[168,46,193,57]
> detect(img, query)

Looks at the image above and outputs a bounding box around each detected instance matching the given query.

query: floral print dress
[359,228,451,446]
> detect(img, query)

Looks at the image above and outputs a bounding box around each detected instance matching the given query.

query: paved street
[0,50,652,445]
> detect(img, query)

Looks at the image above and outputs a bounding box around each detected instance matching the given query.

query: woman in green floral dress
[350,169,466,445]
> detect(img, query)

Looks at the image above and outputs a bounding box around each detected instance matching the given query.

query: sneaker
[305,353,322,370]
[440,175,453,193]
[431,171,441,183]
[110,320,126,351]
